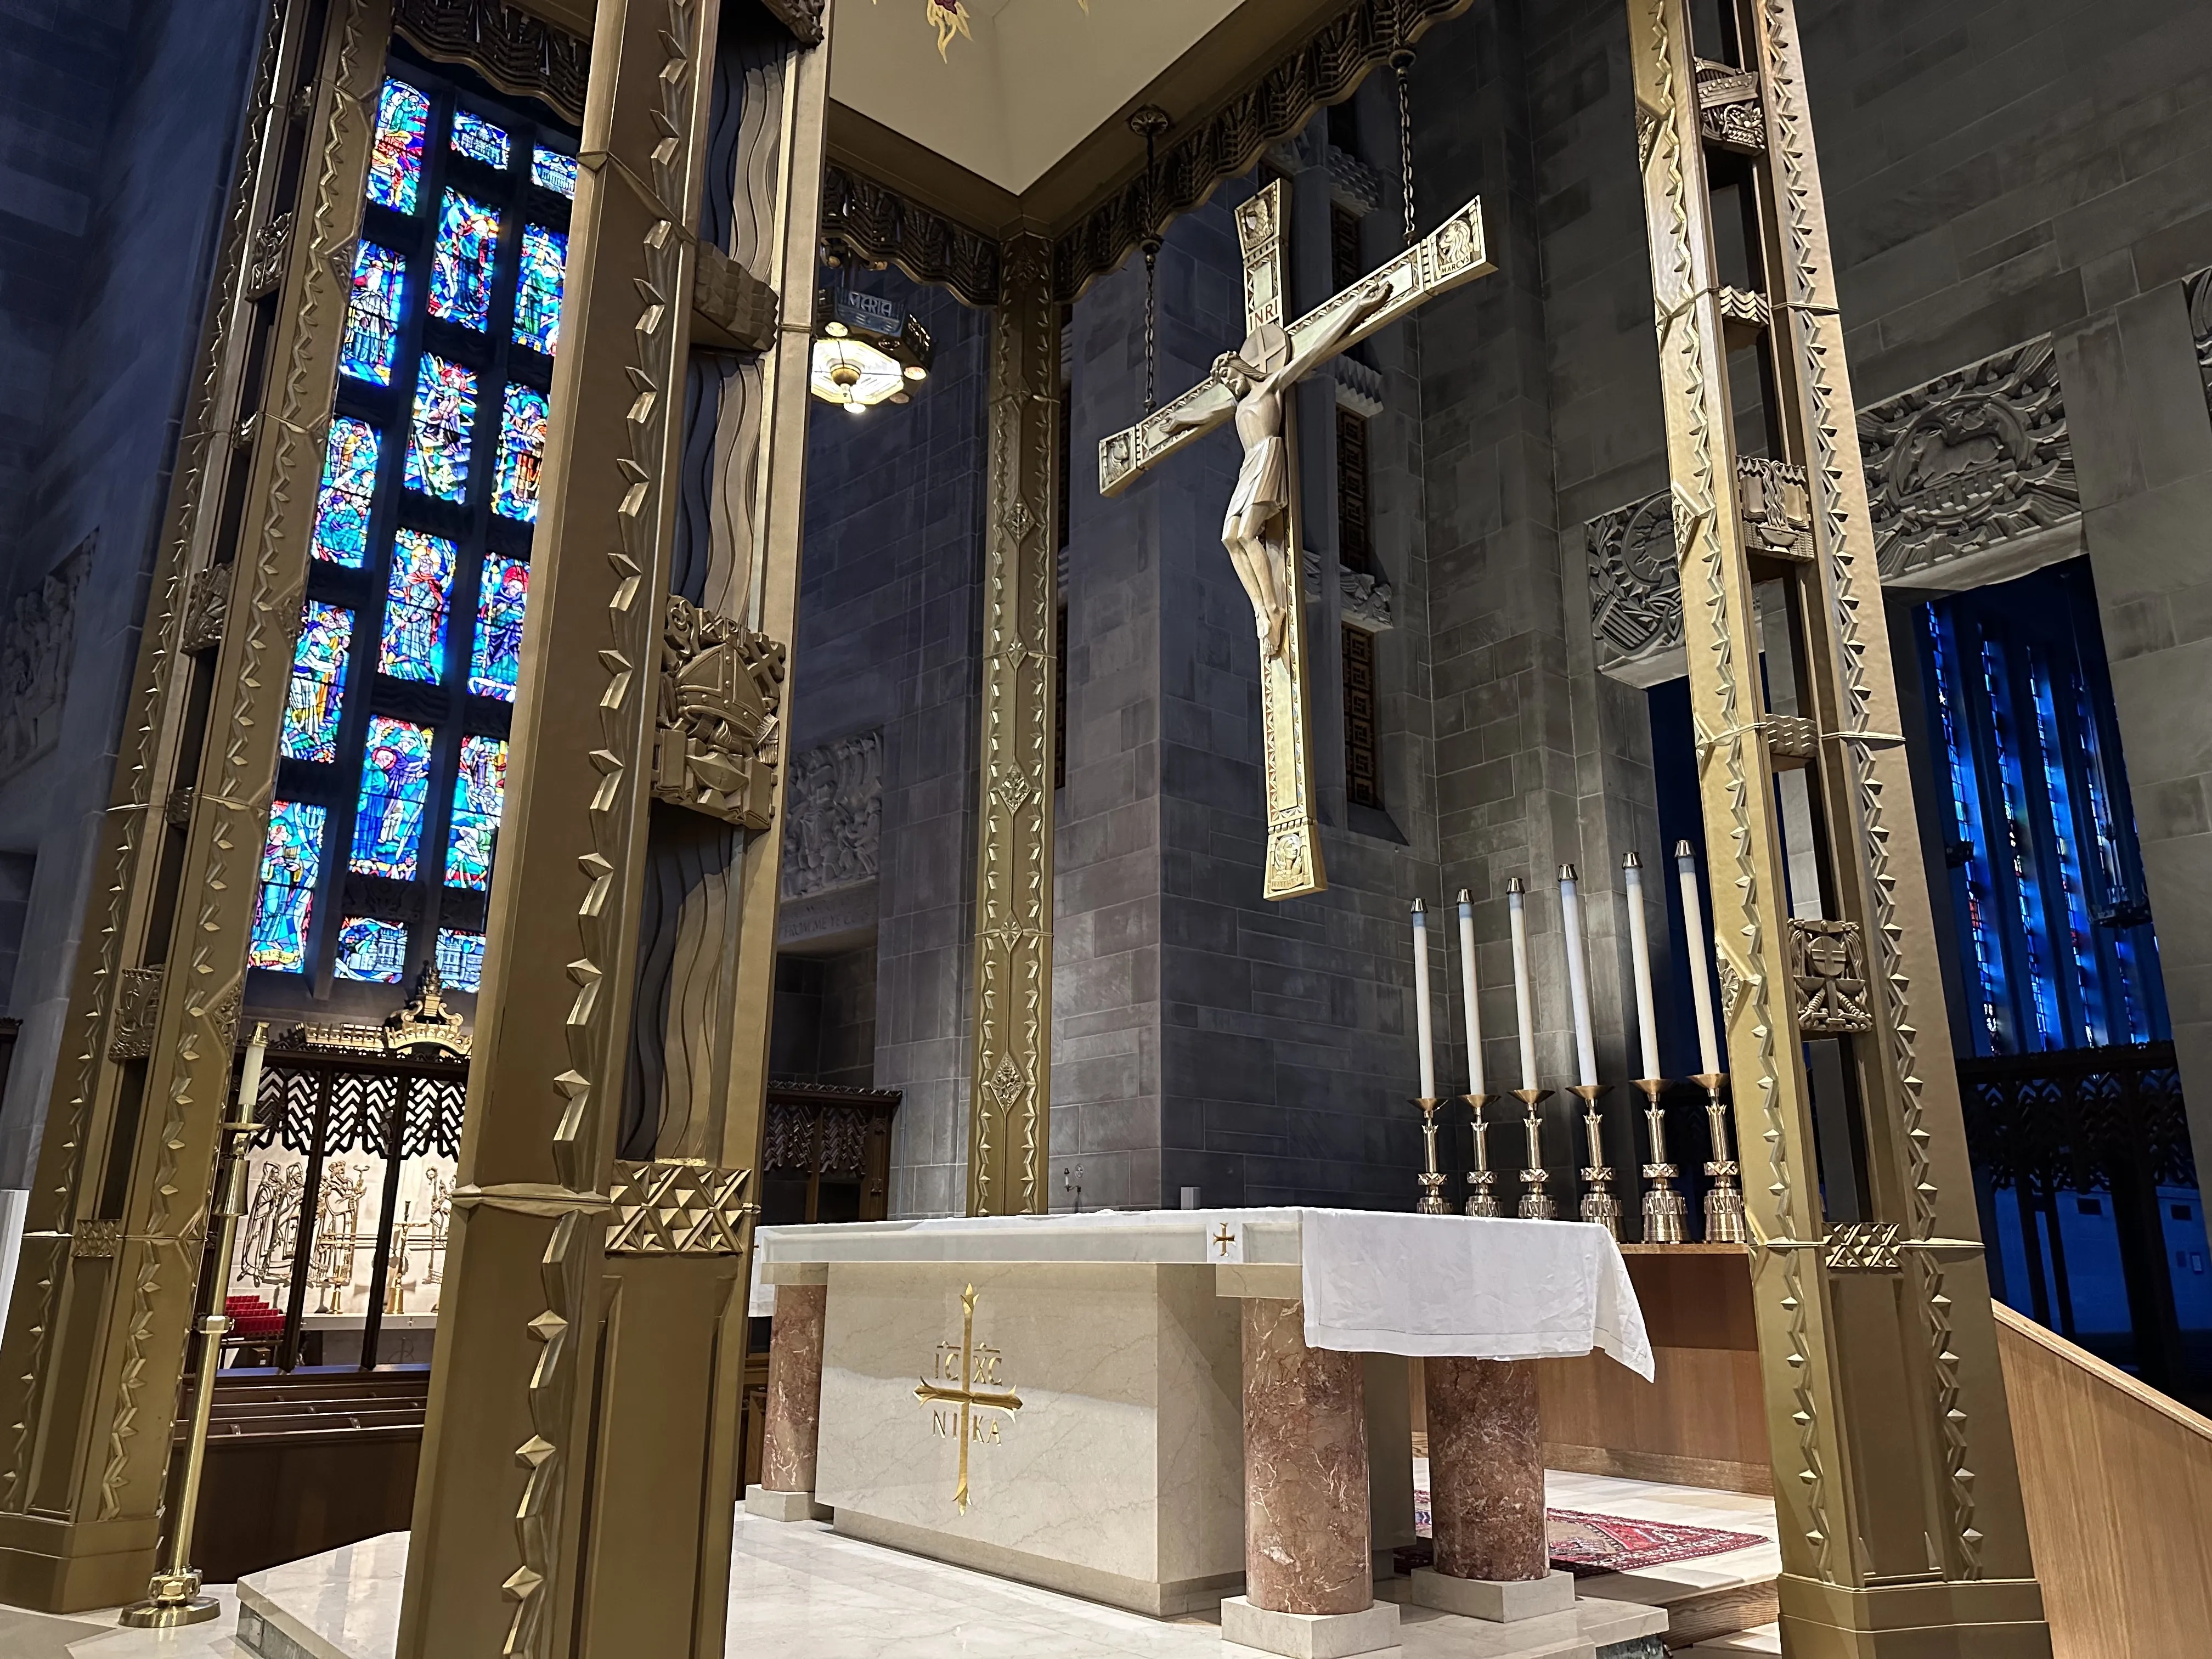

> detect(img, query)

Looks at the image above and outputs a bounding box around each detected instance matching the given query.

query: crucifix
[1099,180,1494,899]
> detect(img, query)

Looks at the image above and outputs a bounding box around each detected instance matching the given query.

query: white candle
[1411,899,1437,1099]
[1676,839,1721,1076]
[1559,865,1599,1087]
[1623,853,1662,1081]
[1508,878,1537,1092]
[1457,888,1485,1097]
[236,1020,270,1116]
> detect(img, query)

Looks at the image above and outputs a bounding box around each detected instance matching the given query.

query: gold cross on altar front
[913,1283,1023,1513]
[1098,184,1494,900]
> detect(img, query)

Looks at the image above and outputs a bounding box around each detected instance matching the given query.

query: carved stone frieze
[106,967,164,1062]
[692,242,777,353]
[1695,59,1764,152]
[822,165,1001,308]
[2188,268,2212,413]
[390,0,589,125]
[1736,458,1813,561]
[651,595,787,831]
[179,561,232,654]
[0,538,89,780]
[245,212,293,300]
[604,1160,753,1256]
[1341,568,1394,632]
[779,730,882,900]
[1789,917,1875,1035]
[1859,336,2078,584]
[1587,489,1683,682]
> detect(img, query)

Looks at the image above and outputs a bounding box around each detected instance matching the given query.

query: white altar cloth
[758,1207,1651,1375]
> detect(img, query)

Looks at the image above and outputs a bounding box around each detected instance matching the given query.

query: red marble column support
[1241,1297,1373,1615]
[761,1282,828,1494]
[1425,1355,1546,1581]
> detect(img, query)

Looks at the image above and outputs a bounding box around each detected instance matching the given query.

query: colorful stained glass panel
[404,354,477,501]
[493,387,548,522]
[249,802,326,972]
[309,418,380,566]
[282,602,353,761]
[471,556,529,701]
[335,917,410,983]
[340,242,408,385]
[436,929,487,992]
[349,716,435,879]
[531,146,578,198]
[513,225,566,356]
[429,190,500,331]
[445,734,508,890]
[380,529,455,682]
[451,111,510,169]
[368,79,430,214]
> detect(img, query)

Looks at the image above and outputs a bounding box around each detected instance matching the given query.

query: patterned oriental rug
[1408,1479,1766,1575]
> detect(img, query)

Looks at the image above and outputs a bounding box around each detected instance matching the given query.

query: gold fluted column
[1627,1,2049,1653]
[0,0,384,1611]
[966,235,1059,1216]
[394,3,831,1656]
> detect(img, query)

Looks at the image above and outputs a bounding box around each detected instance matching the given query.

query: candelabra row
[1405,842,1747,1245]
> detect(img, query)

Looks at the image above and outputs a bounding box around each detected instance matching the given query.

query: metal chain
[1393,50,1418,249]
[1143,246,1160,413]
[1130,105,1172,415]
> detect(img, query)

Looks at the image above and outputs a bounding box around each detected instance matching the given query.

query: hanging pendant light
[809,286,933,415]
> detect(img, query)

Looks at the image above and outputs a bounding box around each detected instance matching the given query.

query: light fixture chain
[1129,105,1172,415]
[1393,52,1418,249]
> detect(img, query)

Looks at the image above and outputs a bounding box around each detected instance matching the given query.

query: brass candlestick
[1568,1082,1620,1238]
[1634,1077,1687,1244]
[120,1023,269,1628]
[1462,1093,1499,1216]
[1511,1087,1554,1219]
[1414,1097,1449,1214]
[1694,1071,1748,1244]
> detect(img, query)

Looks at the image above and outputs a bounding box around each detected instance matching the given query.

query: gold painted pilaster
[0,0,384,1612]
[967,235,1058,1216]
[1627,1,2049,1652]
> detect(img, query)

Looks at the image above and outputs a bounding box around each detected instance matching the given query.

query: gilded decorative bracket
[651,595,788,831]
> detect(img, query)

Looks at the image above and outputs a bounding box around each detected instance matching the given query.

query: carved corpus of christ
[1099,183,1494,901]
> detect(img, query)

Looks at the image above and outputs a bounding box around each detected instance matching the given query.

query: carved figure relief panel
[1587,490,1683,685]
[0,538,91,780]
[779,730,882,900]
[652,594,788,831]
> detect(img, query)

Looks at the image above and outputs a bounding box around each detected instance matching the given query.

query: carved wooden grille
[1336,407,1373,575]
[1342,623,1381,810]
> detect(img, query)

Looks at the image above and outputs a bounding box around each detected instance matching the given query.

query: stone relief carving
[779,730,883,900]
[651,595,787,831]
[1341,568,1394,632]
[2189,268,2212,412]
[1859,336,2076,583]
[1788,917,1875,1036]
[1587,490,1683,680]
[0,538,89,780]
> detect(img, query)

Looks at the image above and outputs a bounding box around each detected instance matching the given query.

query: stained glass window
[493,386,548,521]
[309,418,381,566]
[451,111,510,168]
[335,917,411,983]
[368,79,430,213]
[514,225,566,356]
[430,190,500,330]
[405,354,477,501]
[471,556,529,701]
[445,735,507,890]
[531,147,578,199]
[350,716,435,879]
[283,603,353,762]
[380,529,455,681]
[340,242,409,385]
[249,802,326,972]
[437,928,487,991]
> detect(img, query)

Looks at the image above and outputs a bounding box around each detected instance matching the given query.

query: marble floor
[2,1471,1780,1659]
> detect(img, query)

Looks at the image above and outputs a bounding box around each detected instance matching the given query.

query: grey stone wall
[0,0,261,1185]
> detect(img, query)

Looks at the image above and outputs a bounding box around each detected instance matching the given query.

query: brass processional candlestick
[1634,1077,1687,1244]
[1462,1093,1499,1216]
[120,1022,270,1628]
[1694,1071,1748,1244]
[1568,1082,1620,1238]
[1511,1087,1554,1218]
[1414,1097,1449,1214]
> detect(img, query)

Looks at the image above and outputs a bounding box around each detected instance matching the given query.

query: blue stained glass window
[451,111,510,169]
[335,917,411,983]
[471,555,529,701]
[380,529,455,682]
[1928,611,2008,1056]
[429,190,501,330]
[493,386,548,521]
[283,602,353,761]
[1982,636,2062,1050]
[405,354,477,501]
[309,418,381,566]
[250,802,326,972]
[350,716,436,879]
[445,734,507,890]
[368,80,430,214]
[513,225,566,356]
[531,147,577,198]
[436,928,487,991]
[341,242,409,385]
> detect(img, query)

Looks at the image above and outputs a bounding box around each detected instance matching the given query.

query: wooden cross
[1098,182,1494,899]
[912,1283,1023,1513]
